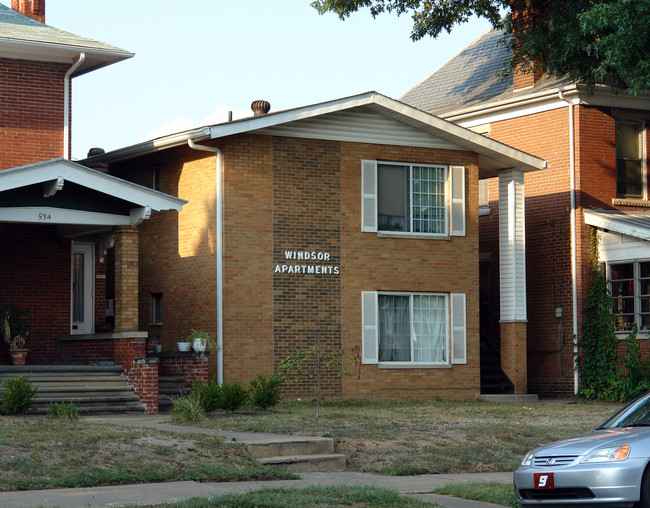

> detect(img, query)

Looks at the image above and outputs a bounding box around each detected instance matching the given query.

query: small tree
[279,336,348,418]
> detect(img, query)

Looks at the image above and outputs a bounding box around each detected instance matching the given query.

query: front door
[71,243,94,334]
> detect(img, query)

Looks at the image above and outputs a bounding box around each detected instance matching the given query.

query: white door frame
[71,242,94,335]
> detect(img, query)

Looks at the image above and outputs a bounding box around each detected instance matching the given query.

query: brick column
[501,321,528,393]
[114,226,139,332]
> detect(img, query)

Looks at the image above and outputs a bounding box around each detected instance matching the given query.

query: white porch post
[499,169,528,393]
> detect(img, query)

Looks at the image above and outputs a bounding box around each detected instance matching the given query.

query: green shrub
[48,401,80,421]
[217,380,248,412]
[0,375,38,414]
[170,393,207,424]
[191,377,221,413]
[249,374,283,410]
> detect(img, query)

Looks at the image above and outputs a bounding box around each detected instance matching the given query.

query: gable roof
[401,29,650,120]
[85,92,547,177]
[0,3,133,76]
[0,159,185,229]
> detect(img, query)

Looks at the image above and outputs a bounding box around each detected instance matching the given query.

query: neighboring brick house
[402,28,650,396]
[85,92,545,399]
[0,1,191,412]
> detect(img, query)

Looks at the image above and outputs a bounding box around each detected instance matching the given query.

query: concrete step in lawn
[243,436,347,473]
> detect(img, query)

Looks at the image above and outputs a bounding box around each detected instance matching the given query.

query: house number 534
[38,212,52,221]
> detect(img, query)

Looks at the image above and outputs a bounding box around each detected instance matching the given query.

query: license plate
[534,472,555,489]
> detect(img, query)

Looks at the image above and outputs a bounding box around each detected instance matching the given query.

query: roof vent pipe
[251,100,271,116]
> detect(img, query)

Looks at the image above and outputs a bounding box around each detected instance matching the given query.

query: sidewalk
[0,414,513,508]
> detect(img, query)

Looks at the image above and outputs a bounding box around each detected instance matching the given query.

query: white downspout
[63,53,85,160]
[559,91,579,395]
[187,139,224,384]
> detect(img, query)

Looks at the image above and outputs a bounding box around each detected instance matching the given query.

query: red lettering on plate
[534,472,555,489]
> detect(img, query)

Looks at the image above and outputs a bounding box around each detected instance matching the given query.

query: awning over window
[0,158,186,232]
[584,209,650,241]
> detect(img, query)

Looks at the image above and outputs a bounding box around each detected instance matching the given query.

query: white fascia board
[0,207,134,226]
[0,39,133,76]
[0,159,186,211]
[83,128,211,164]
[370,95,547,172]
[584,210,650,241]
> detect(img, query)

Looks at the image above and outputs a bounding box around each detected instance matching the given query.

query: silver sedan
[514,392,650,507]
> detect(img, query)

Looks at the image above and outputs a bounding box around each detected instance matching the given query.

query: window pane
[412,295,446,362]
[412,165,445,234]
[641,262,650,278]
[616,121,641,159]
[611,263,634,281]
[72,253,84,322]
[378,295,411,362]
[617,160,643,197]
[377,164,407,231]
[616,120,643,198]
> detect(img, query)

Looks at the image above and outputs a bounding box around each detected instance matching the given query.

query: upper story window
[362,160,465,237]
[609,261,650,332]
[616,120,645,199]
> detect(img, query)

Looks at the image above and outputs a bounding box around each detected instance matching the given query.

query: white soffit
[0,158,186,211]
[584,209,650,241]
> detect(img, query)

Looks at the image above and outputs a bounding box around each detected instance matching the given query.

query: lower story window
[378,293,448,363]
[609,261,650,332]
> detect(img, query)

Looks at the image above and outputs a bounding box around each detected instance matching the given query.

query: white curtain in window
[378,295,411,361]
[413,295,446,362]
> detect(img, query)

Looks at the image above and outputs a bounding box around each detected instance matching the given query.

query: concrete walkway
[0,414,514,508]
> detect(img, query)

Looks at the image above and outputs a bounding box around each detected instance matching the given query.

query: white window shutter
[362,291,378,364]
[450,166,466,236]
[361,160,377,232]
[451,293,467,364]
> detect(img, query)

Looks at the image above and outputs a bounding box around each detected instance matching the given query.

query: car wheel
[639,469,650,508]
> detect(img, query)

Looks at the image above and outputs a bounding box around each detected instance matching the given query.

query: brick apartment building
[85,93,545,399]
[402,28,650,396]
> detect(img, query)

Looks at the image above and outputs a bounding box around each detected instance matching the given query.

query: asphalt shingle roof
[401,30,512,113]
[0,3,126,53]
[401,29,572,116]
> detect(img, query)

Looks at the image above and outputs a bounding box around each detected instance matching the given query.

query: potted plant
[187,329,219,358]
[3,310,29,366]
[188,329,210,353]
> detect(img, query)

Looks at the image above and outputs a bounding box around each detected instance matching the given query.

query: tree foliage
[312,0,650,94]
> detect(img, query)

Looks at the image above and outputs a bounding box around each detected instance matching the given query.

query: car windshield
[599,392,650,429]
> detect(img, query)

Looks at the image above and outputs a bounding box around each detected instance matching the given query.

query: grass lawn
[0,417,293,491]
[0,398,621,507]
[196,399,621,475]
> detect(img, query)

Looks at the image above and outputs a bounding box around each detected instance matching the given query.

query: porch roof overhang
[0,159,186,232]
[584,209,650,241]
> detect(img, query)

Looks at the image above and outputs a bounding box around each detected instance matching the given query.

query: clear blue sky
[17,1,491,160]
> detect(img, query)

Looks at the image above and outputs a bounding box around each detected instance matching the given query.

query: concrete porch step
[0,365,144,414]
